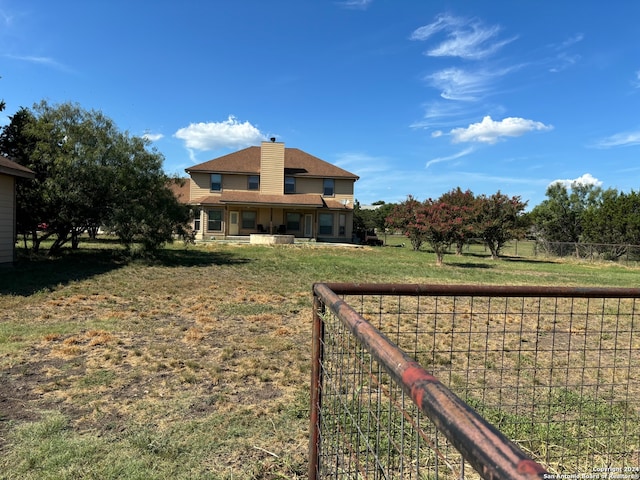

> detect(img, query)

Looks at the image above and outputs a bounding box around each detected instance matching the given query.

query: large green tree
[353,200,395,241]
[581,189,640,258]
[529,182,602,254]
[0,107,59,252]
[0,101,190,255]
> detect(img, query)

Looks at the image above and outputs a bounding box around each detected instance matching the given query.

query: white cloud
[550,173,603,189]
[426,147,474,168]
[450,116,553,144]
[411,13,515,60]
[143,132,164,142]
[174,115,266,151]
[595,130,640,148]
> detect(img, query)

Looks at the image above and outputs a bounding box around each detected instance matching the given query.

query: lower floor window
[242,211,256,229]
[207,209,222,231]
[193,208,202,231]
[286,213,301,231]
[319,213,334,235]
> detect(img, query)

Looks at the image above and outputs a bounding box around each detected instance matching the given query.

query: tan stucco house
[0,155,34,264]
[183,140,359,242]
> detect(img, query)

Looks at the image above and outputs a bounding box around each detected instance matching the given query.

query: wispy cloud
[334,152,388,175]
[0,9,13,26]
[411,13,515,60]
[556,33,584,50]
[450,116,553,144]
[174,115,266,151]
[593,130,640,148]
[336,0,372,10]
[426,147,474,168]
[426,65,518,101]
[410,12,523,137]
[3,54,71,72]
[549,52,581,73]
[410,101,467,129]
[549,33,583,73]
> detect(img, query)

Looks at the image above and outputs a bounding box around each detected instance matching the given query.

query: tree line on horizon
[356,180,640,264]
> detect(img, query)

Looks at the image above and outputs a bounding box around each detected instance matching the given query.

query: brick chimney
[260,139,285,194]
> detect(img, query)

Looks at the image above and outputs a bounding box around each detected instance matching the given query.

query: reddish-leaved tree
[386,195,426,251]
[438,187,478,255]
[476,191,528,259]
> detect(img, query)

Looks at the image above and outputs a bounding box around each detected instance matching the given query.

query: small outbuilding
[0,155,34,264]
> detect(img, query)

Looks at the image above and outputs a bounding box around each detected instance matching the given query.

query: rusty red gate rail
[309,283,640,479]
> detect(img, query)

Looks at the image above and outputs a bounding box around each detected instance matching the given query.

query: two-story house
[184,140,359,242]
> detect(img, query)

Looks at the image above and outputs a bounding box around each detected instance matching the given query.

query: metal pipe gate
[309,283,640,479]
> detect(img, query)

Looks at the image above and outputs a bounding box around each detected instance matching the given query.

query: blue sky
[2,1,640,208]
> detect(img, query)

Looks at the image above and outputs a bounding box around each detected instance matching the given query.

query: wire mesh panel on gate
[310,284,640,479]
[317,307,466,479]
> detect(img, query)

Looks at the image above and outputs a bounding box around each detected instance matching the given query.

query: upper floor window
[285,176,296,194]
[248,175,259,190]
[323,178,335,196]
[210,173,222,192]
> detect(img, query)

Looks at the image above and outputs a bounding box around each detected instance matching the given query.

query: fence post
[309,288,325,480]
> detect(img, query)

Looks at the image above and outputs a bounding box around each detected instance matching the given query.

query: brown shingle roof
[190,192,353,210]
[0,155,35,179]
[185,146,359,180]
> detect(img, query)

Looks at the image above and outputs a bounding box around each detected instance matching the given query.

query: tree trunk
[488,242,499,260]
[31,230,40,253]
[71,228,81,249]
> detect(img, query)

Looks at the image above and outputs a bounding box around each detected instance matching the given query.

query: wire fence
[533,241,640,264]
[309,283,640,479]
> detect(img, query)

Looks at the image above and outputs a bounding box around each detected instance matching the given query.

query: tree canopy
[0,101,191,256]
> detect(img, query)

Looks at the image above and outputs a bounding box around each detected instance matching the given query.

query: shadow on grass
[1,247,250,296]
[457,251,559,265]
[449,262,494,269]
[140,248,251,268]
[500,256,559,265]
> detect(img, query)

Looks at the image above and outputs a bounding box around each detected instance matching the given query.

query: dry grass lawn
[0,240,638,478]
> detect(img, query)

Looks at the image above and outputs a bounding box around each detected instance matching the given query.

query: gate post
[309,287,325,480]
